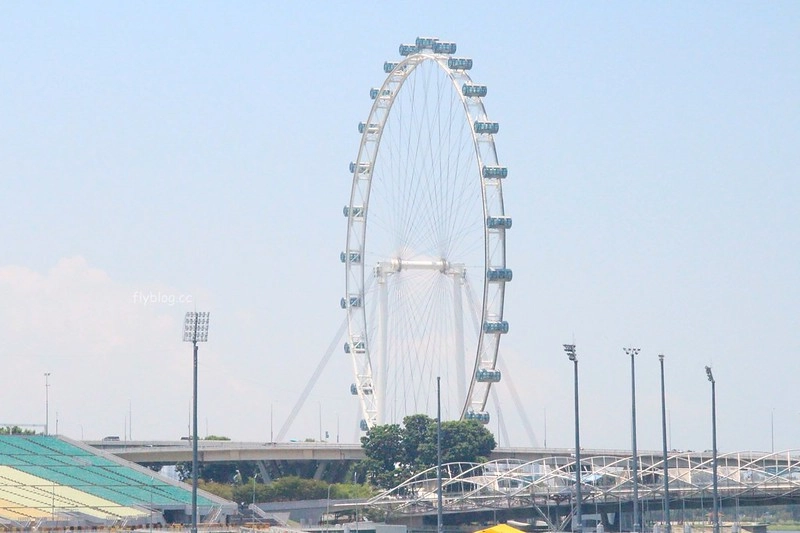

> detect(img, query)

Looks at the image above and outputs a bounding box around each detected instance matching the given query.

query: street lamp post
[706,366,719,533]
[625,347,641,533]
[659,354,671,533]
[326,481,332,526]
[183,311,210,533]
[44,373,51,436]
[564,344,581,533]
[771,408,774,453]
[253,472,260,506]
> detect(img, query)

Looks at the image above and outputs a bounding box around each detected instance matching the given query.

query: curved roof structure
[368,451,800,518]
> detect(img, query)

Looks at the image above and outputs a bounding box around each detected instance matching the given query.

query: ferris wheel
[341,37,511,431]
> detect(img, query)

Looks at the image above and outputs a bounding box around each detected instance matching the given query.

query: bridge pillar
[255,460,271,482]
[600,511,614,532]
[313,461,329,480]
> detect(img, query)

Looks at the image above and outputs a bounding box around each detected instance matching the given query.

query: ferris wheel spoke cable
[395,275,448,417]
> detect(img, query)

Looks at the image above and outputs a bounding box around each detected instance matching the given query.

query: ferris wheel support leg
[377,278,389,425]
[490,386,511,446]
[275,316,348,442]
[497,356,540,447]
[452,272,466,411]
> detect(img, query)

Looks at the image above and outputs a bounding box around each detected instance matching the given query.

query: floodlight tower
[183,311,210,533]
[564,344,581,533]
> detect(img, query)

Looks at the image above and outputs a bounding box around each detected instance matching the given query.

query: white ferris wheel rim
[342,38,510,431]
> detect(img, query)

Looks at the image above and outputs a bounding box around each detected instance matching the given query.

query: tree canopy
[0,426,37,435]
[359,414,496,489]
[200,476,374,504]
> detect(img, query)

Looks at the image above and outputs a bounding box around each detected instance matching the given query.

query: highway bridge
[85,440,647,481]
[86,439,661,464]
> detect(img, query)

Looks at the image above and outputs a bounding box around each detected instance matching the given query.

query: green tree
[198,480,234,501]
[419,420,495,465]
[0,426,36,435]
[402,414,433,467]
[233,476,328,502]
[360,415,495,489]
[175,461,245,483]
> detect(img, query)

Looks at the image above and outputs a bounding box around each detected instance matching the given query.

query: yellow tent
[474,524,529,533]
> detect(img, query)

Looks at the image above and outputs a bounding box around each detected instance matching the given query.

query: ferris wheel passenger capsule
[482,166,508,178]
[358,122,380,134]
[476,369,502,383]
[383,61,399,73]
[486,268,513,282]
[350,161,371,174]
[350,338,366,353]
[474,121,499,135]
[340,296,362,309]
[343,205,365,218]
[462,84,487,98]
[344,341,365,354]
[447,57,473,70]
[483,320,509,334]
[465,410,491,424]
[415,36,438,49]
[486,216,513,229]
[399,44,418,56]
[433,41,457,54]
[369,88,392,100]
[340,251,362,263]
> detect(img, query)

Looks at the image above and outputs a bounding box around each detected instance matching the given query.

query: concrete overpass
[86,440,656,466]
[86,440,367,464]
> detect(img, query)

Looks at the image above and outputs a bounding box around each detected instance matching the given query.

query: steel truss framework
[368,451,800,524]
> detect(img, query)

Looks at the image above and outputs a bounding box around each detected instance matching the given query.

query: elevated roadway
[86,440,367,464]
[86,440,664,465]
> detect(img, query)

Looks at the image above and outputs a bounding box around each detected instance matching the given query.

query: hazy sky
[1,2,798,454]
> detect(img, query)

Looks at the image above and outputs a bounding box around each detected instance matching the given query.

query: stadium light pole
[44,373,51,436]
[564,344,581,533]
[625,347,641,533]
[183,311,210,533]
[706,366,719,533]
[659,354,671,533]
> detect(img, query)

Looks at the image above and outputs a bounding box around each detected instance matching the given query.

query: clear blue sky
[1,2,798,452]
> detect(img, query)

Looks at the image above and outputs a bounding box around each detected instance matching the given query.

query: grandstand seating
[0,435,232,529]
